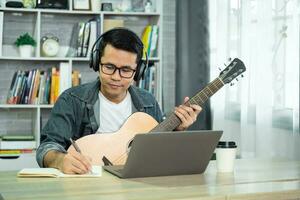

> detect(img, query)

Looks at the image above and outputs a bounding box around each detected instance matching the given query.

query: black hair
[98,28,143,64]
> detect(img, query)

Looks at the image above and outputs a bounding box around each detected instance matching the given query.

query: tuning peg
[236,78,239,81]
[230,82,234,86]
[228,57,232,61]
[241,74,244,78]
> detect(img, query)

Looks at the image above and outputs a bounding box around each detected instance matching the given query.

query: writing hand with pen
[61,138,93,174]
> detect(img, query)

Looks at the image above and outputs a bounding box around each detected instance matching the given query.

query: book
[50,67,59,104]
[1,134,34,141]
[38,71,46,104]
[95,15,101,39]
[82,22,91,57]
[31,69,40,104]
[72,70,81,87]
[18,166,102,178]
[0,140,36,150]
[0,149,21,158]
[77,22,90,57]
[24,70,34,104]
[59,62,71,95]
[17,72,27,104]
[43,68,51,104]
[28,69,36,104]
[6,71,18,103]
[86,20,97,58]
[18,74,28,104]
[141,25,152,56]
[54,69,60,103]
[10,70,22,104]
[149,25,159,57]
[77,22,85,57]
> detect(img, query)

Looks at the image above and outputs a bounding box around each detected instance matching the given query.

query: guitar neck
[150,77,224,132]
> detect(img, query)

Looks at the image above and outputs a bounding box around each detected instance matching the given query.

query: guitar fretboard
[150,77,224,132]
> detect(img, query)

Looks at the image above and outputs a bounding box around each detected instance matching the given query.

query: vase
[19,45,33,58]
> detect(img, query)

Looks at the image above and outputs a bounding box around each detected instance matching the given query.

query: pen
[70,138,82,153]
[70,138,93,173]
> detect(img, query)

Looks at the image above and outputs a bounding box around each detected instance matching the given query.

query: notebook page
[59,166,102,177]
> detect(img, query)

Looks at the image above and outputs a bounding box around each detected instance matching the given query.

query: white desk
[0,159,299,200]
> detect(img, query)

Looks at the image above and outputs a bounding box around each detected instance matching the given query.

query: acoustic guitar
[68,58,246,165]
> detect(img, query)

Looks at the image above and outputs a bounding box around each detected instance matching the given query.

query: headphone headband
[89,27,148,82]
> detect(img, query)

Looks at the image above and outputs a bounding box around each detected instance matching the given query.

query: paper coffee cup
[216,141,237,173]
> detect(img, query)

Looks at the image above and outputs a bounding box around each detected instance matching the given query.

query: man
[36,28,202,174]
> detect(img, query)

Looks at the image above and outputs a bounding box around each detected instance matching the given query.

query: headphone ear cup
[93,49,100,71]
[134,60,147,82]
[89,49,95,70]
[90,39,101,72]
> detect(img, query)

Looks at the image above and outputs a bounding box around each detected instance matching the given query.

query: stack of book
[141,25,159,57]
[0,134,35,158]
[137,63,156,95]
[6,64,81,105]
[76,16,101,57]
[7,69,51,105]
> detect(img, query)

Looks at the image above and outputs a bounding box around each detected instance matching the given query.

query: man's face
[99,44,137,103]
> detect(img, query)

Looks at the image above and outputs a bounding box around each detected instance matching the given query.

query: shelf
[0,56,89,61]
[102,11,160,16]
[0,56,159,62]
[72,57,90,61]
[0,7,38,13]
[0,7,160,16]
[0,104,53,109]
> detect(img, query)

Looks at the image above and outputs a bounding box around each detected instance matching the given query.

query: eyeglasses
[100,63,136,78]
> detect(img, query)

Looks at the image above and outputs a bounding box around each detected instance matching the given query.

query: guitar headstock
[219,58,246,84]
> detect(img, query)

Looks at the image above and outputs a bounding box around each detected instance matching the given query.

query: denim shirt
[36,78,163,167]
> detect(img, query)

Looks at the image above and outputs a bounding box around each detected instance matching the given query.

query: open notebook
[17,166,102,178]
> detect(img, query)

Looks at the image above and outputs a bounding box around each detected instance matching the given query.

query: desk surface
[0,159,300,200]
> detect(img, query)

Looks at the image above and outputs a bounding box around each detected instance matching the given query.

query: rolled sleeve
[36,142,67,167]
[36,91,78,167]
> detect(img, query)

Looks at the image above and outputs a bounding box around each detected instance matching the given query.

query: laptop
[103,130,222,178]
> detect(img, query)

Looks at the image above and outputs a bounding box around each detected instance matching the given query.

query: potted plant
[14,33,36,57]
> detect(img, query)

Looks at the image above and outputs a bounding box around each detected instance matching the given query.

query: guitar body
[67,112,159,166]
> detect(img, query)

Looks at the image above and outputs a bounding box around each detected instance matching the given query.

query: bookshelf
[0,0,163,171]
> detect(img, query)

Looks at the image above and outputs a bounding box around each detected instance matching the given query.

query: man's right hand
[43,150,92,174]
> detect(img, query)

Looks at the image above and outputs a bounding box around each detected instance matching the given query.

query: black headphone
[89,27,148,82]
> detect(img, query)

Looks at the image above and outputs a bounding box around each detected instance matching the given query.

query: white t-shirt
[96,91,132,133]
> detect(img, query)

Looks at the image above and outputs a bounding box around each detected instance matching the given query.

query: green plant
[14,33,36,47]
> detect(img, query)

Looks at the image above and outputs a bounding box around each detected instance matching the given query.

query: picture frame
[73,0,91,10]
[131,0,145,12]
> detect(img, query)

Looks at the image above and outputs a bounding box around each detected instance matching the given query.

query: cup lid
[217,141,237,148]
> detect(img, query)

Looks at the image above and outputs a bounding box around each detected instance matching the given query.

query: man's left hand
[174,97,202,131]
